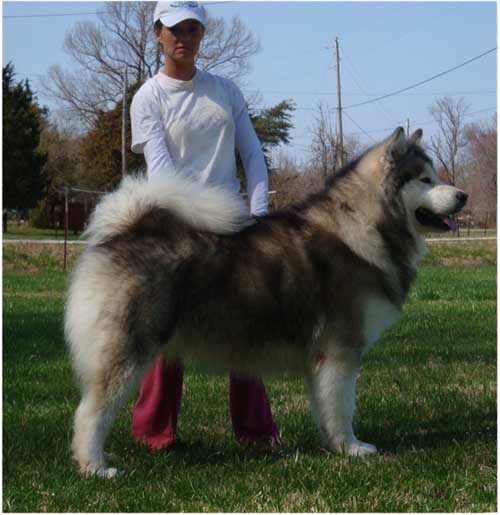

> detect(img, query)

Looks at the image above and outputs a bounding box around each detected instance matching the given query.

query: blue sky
[2,1,498,164]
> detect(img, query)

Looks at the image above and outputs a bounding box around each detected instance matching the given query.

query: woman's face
[156,19,204,65]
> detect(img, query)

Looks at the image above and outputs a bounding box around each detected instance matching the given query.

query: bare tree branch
[197,16,260,83]
[462,114,497,219]
[428,96,470,185]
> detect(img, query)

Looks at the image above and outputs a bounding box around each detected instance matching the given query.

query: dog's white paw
[345,440,377,457]
[331,437,378,456]
[80,462,121,478]
[97,466,119,478]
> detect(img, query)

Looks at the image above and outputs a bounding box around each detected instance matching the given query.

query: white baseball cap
[154,1,207,28]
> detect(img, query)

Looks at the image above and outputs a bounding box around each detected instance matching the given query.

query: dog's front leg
[306,352,377,456]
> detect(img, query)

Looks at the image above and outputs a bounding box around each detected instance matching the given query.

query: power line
[340,48,399,127]
[4,11,102,19]
[14,69,496,100]
[15,64,496,102]
[14,69,498,122]
[347,106,497,137]
[17,73,493,98]
[343,47,497,110]
[243,87,496,97]
[343,112,378,143]
[14,70,498,100]
[2,2,232,19]
[269,105,496,151]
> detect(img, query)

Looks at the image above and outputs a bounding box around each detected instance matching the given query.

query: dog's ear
[385,127,407,161]
[408,128,423,145]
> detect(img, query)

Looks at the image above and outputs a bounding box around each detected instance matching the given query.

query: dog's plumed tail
[84,174,253,245]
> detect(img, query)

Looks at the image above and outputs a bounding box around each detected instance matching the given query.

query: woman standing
[130,1,280,450]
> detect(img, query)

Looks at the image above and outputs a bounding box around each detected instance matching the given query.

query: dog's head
[373,127,468,233]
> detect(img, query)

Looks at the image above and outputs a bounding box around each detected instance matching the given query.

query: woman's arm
[143,136,176,180]
[130,85,177,179]
[235,109,269,217]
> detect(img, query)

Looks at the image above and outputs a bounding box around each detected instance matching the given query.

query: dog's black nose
[456,191,468,205]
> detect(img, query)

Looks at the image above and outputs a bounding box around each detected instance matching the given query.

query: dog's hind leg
[72,351,146,478]
[306,351,377,456]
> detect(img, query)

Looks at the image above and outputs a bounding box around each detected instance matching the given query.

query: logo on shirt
[170,1,199,8]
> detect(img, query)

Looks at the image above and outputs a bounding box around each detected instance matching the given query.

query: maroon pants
[132,355,280,449]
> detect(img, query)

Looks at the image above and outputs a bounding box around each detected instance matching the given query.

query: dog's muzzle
[415,190,468,232]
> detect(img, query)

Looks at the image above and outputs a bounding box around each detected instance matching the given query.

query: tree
[310,103,337,180]
[32,121,81,228]
[198,16,260,81]
[268,152,324,210]
[428,96,470,186]
[3,63,48,231]
[43,2,260,128]
[235,100,295,190]
[462,115,497,223]
[250,100,295,163]
[309,102,362,183]
[79,82,145,191]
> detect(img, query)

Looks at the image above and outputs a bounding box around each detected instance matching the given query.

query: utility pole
[406,118,410,137]
[121,67,128,177]
[335,37,345,169]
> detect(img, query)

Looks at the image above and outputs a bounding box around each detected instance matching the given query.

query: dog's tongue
[443,215,457,231]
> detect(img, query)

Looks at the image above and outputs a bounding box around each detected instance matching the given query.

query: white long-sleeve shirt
[130,70,268,216]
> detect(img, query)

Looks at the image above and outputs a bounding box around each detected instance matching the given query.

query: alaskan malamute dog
[66,127,467,477]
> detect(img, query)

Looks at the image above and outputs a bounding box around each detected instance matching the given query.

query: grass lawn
[3,222,82,241]
[3,241,497,512]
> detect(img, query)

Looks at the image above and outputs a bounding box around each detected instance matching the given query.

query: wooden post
[64,188,69,272]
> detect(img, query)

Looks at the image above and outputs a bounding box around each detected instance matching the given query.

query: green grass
[3,222,82,240]
[3,243,497,512]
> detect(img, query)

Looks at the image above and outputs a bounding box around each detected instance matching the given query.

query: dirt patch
[424,240,496,266]
[3,242,84,273]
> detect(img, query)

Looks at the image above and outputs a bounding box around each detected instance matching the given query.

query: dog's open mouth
[415,207,457,231]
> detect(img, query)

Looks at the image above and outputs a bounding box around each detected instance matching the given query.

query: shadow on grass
[356,405,496,456]
[4,315,65,366]
[57,401,496,473]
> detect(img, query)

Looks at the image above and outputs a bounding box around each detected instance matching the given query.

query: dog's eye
[420,178,432,184]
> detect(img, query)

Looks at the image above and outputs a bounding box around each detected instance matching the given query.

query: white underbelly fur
[362,296,400,353]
